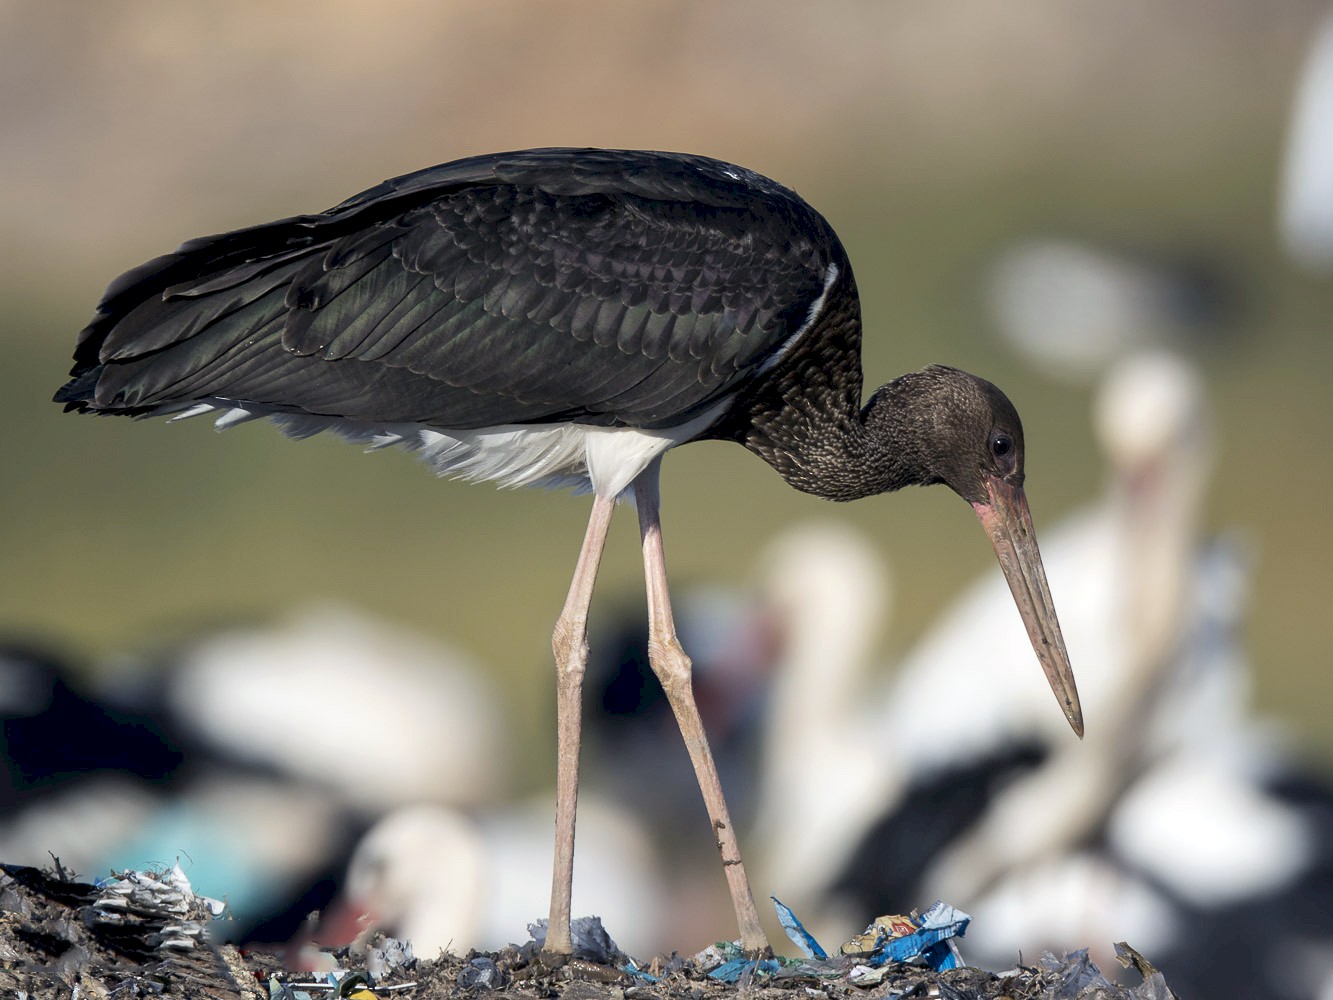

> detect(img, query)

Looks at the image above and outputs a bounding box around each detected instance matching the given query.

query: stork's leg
[632,459,771,957]
[545,492,617,957]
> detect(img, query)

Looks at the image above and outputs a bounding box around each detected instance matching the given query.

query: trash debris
[697,898,970,984]
[458,956,502,990]
[773,896,828,959]
[269,975,315,1000]
[349,931,416,981]
[704,950,783,983]
[1114,943,1179,1000]
[1038,948,1111,998]
[623,957,659,982]
[1030,948,1182,1000]
[0,861,1184,999]
[92,862,226,952]
[840,900,970,971]
[525,915,626,965]
[769,896,970,976]
[268,970,420,998]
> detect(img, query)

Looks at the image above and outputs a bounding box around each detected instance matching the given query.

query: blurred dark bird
[0,642,182,802]
[581,587,779,948]
[584,585,774,853]
[0,636,363,945]
[55,147,1082,956]
[0,642,182,881]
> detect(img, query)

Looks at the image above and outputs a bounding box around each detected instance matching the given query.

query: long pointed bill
[972,478,1084,738]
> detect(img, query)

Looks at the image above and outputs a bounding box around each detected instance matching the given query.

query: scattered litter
[268,970,419,998]
[269,975,315,1000]
[0,862,1184,999]
[840,900,971,972]
[773,896,827,959]
[694,899,968,984]
[1033,948,1182,1000]
[1114,941,1161,979]
[705,953,783,983]
[691,941,730,969]
[1038,948,1110,998]
[458,956,502,990]
[1115,942,1179,1000]
[623,957,658,982]
[353,931,416,981]
[526,914,625,965]
[1128,974,1177,1000]
[92,862,225,952]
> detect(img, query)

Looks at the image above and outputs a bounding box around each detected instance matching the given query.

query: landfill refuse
[0,862,1179,999]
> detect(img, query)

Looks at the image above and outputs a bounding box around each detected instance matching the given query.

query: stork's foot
[532,950,630,984]
[534,948,571,972]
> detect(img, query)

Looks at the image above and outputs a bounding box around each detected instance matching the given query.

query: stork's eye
[991,433,1013,458]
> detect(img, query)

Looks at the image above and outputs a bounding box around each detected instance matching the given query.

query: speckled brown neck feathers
[713,270,1025,504]
[709,269,872,499]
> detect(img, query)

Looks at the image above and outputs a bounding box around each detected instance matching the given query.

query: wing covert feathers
[57,148,854,432]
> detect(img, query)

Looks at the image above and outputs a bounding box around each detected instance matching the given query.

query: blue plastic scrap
[772,896,828,959]
[694,900,970,983]
[623,958,659,982]
[861,901,970,971]
[707,957,784,983]
[695,939,784,983]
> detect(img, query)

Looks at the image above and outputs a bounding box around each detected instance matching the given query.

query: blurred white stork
[986,241,1234,383]
[158,603,510,812]
[1280,8,1333,275]
[324,793,665,959]
[750,352,1333,997]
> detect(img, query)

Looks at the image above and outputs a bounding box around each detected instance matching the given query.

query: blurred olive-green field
[2,2,1330,782]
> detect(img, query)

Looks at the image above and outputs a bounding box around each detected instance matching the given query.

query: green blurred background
[2,2,1330,785]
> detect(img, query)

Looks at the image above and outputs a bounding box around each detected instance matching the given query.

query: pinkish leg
[632,459,771,957]
[544,491,616,957]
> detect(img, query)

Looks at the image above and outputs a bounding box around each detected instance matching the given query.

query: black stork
[54,147,1083,957]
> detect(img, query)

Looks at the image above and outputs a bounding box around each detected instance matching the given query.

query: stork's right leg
[631,460,771,957]
[544,492,616,958]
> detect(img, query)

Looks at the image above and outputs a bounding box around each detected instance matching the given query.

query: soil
[0,864,1176,1000]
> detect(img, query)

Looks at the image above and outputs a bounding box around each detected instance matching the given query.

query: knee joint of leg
[648,635,693,684]
[551,619,588,677]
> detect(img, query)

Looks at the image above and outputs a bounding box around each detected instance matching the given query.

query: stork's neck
[722,274,937,501]
[741,380,932,502]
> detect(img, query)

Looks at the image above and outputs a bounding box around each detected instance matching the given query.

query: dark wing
[57,148,851,430]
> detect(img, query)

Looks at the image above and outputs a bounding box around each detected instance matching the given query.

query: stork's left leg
[545,491,616,958]
[631,458,771,957]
